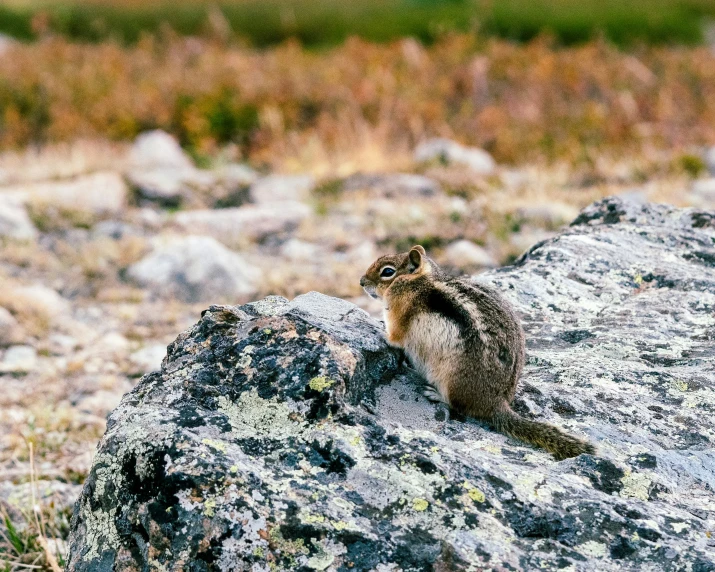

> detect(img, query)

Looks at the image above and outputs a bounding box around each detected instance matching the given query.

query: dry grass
[1,35,715,172]
[0,445,69,572]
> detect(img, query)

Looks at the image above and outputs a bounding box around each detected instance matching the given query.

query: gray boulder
[128,130,194,171]
[68,198,714,571]
[127,235,262,303]
[414,138,496,175]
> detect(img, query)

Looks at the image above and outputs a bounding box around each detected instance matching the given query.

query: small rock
[250,174,315,204]
[128,130,194,171]
[280,238,322,261]
[414,138,496,174]
[91,220,141,240]
[691,178,715,206]
[126,168,210,208]
[0,200,37,240]
[127,235,262,303]
[0,345,38,373]
[173,202,311,245]
[0,307,23,346]
[129,343,166,375]
[516,202,581,228]
[443,240,496,268]
[509,228,556,256]
[212,164,257,208]
[704,147,715,176]
[342,173,440,198]
[1,172,128,216]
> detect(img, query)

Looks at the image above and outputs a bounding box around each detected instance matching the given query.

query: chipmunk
[360,245,595,460]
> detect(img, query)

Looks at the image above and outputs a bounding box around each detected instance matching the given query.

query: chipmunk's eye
[380,266,396,278]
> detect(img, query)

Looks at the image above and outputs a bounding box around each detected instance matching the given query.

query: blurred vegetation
[0,0,714,47]
[1,33,715,166]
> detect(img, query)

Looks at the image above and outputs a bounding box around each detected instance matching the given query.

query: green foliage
[676,153,706,177]
[0,0,713,47]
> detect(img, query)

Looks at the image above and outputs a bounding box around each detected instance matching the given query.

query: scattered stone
[128,130,194,171]
[127,235,262,303]
[0,307,23,346]
[212,164,258,208]
[91,220,141,240]
[691,178,715,207]
[249,174,315,204]
[509,227,556,256]
[414,138,496,174]
[516,202,581,229]
[279,238,322,261]
[128,343,166,375]
[342,173,441,198]
[126,167,214,208]
[442,239,496,269]
[1,172,128,216]
[173,202,311,245]
[704,146,715,176]
[0,345,38,374]
[67,198,715,570]
[0,200,37,240]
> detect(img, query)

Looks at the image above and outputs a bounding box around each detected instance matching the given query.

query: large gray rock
[127,235,262,303]
[68,198,714,571]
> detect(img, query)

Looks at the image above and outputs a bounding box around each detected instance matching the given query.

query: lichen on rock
[68,198,714,571]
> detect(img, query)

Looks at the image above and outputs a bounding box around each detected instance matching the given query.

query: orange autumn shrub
[1,34,715,167]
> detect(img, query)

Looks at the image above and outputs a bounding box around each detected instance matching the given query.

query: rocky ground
[66,198,715,571]
[1,131,715,568]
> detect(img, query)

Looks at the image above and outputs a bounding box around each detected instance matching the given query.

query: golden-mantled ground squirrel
[360,245,595,460]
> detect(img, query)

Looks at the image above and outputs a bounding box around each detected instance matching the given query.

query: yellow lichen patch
[579,541,607,557]
[204,499,217,517]
[412,498,429,511]
[462,481,485,503]
[302,513,326,524]
[201,438,227,453]
[332,520,350,531]
[672,379,689,392]
[309,376,335,392]
[230,465,238,473]
[620,471,651,501]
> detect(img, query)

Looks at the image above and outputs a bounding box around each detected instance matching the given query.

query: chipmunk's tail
[491,405,595,460]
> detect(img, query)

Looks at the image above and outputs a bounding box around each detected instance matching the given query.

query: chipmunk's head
[360,245,432,300]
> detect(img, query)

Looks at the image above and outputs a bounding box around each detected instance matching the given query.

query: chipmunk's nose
[359,275,368,287]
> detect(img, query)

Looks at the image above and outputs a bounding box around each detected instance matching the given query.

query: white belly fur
[393,311,462,401]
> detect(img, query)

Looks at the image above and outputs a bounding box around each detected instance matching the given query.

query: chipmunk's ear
[408,245,426,272]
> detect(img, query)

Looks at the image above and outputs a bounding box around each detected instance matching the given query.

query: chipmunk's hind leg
[423,384,447,404]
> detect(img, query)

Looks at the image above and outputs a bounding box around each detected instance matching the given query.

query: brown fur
[360,245,595,460]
